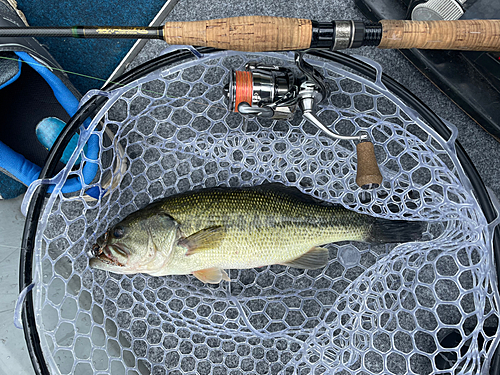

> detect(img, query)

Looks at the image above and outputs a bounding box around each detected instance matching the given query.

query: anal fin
[192,268,230,284]
[281,247,329,270]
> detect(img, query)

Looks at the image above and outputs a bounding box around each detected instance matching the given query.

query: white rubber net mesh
[27,50,500,375]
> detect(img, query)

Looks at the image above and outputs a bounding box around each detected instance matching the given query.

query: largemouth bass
[90,184,425,283]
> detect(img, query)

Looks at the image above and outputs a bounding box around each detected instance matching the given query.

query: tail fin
[366,217,426,243]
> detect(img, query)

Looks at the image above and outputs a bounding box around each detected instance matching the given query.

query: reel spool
[225,54,383,189]
[225,63,296,119]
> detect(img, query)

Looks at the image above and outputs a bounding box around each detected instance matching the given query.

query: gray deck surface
[0,1,499,374]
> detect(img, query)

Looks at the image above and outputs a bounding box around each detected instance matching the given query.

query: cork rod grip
[162,16,312,51]
[379,19,500,51]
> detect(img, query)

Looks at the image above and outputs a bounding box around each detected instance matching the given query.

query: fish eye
[113,226,125,239]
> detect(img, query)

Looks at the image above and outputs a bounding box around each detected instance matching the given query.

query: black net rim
[18,47,500,374]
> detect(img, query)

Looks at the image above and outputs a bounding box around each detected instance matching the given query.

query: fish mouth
[91,242,129,267]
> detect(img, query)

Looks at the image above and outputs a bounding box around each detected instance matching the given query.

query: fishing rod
[1,16,499,52]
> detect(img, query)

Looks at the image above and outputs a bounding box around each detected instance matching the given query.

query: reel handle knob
[356,141,383,189]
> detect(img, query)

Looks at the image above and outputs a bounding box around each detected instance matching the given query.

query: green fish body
[90,185,424,283]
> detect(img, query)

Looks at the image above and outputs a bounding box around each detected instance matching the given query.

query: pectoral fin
[178,226,225,255]
[281,247,329,269]
[192,268,230,284]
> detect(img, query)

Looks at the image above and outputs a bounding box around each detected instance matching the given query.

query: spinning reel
[224,53,383,189]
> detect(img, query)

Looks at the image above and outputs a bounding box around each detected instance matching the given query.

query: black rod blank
[0,26,164,39]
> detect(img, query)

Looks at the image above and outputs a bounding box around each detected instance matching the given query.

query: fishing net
[22,49,500,374]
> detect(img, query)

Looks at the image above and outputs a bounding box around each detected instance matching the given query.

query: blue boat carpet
[16,0,169,94]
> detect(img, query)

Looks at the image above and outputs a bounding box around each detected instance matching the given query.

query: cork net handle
[162,16,312,52]
[379,19,500,51]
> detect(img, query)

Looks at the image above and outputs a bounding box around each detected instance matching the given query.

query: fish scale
[145,187,369,273]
